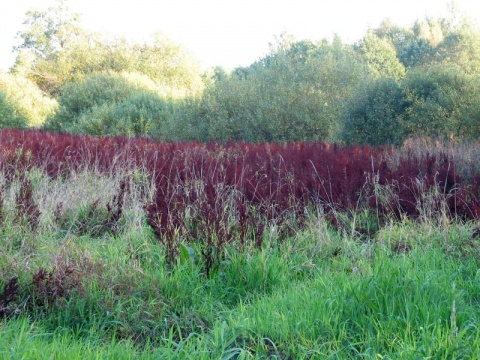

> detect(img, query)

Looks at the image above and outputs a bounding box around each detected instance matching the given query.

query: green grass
[2,169,480,359]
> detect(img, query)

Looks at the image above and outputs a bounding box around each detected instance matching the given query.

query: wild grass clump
[223,246,480,358]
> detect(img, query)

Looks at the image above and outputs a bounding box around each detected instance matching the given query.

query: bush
[0,73,57,127]
[341,65,480,145]
[402,65,480,139]
[43,72,176,137]
[75,91,173,138]
[0,91,28,130]
[341,78,407,146]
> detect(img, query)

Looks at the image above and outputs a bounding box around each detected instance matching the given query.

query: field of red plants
[1,129,479,270]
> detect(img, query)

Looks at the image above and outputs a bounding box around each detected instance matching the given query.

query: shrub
[0,73,57,127]
[0,91,28,130]
[177,38,370,143]
[402,65,480,139]
[43,72,176,137]
[75,90,173,138]
[341,78,407,146]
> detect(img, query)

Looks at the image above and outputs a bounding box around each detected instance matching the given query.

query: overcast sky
[1,0,479,71]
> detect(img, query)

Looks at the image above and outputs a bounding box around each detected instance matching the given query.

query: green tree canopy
[402,65,480,139]
[357,31,405,80]
[178,35,370,142]
[433,21,480,74]
[12,2,204,96]
[43,72,176,137]
[341,78,407,146]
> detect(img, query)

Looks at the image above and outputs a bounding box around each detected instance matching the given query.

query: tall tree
[402,65,480,139]
[357,31,406,80]
[12,1,204,96]
[433,21,480,74]
[14,0,81,59]
[180,35,370,142]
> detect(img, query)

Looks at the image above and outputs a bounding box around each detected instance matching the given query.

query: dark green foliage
[173,17,480,145]
[0,278,19,318]
[74,90,174,138]
[342,65,480,145]
[403,65,480,139]
[399,37,435,69]
[339,17,480,145]
[6,3,480,145]
[342,78,407,146]
[103,91,172,138]
[44,73,138,131]
[173,18,480,144]
[372,18,452,70]
[434,22,480,74]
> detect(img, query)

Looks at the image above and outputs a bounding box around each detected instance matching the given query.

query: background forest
[1,2,480,145]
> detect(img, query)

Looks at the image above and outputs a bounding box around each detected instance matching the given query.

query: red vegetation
[2,129,479,269]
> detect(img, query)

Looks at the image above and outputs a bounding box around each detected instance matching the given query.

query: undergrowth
[1,134,480,358]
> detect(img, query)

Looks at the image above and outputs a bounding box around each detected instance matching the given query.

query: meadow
[1,129,480,359]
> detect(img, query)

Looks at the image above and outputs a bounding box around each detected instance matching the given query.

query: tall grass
[1,130,480,358]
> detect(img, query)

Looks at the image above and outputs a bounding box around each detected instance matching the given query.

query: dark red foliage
[106,178,129,234]
[15,176,41,230]
[1,129,479,269]
[32,262,81,309]
[456,174,480,220]
[0,187,4,225]
[0,277,19,317]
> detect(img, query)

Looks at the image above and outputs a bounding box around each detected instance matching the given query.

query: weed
[0,277,19,318]
[15,176,41,230]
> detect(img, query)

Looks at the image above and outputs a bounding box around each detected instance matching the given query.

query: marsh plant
[1,130,480,358]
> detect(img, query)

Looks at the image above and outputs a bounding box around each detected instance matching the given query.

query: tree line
[1,0,480,145]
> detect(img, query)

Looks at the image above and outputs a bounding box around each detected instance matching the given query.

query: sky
[1,0,479,72]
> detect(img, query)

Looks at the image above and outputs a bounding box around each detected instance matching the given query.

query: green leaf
[179,243,194,265]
